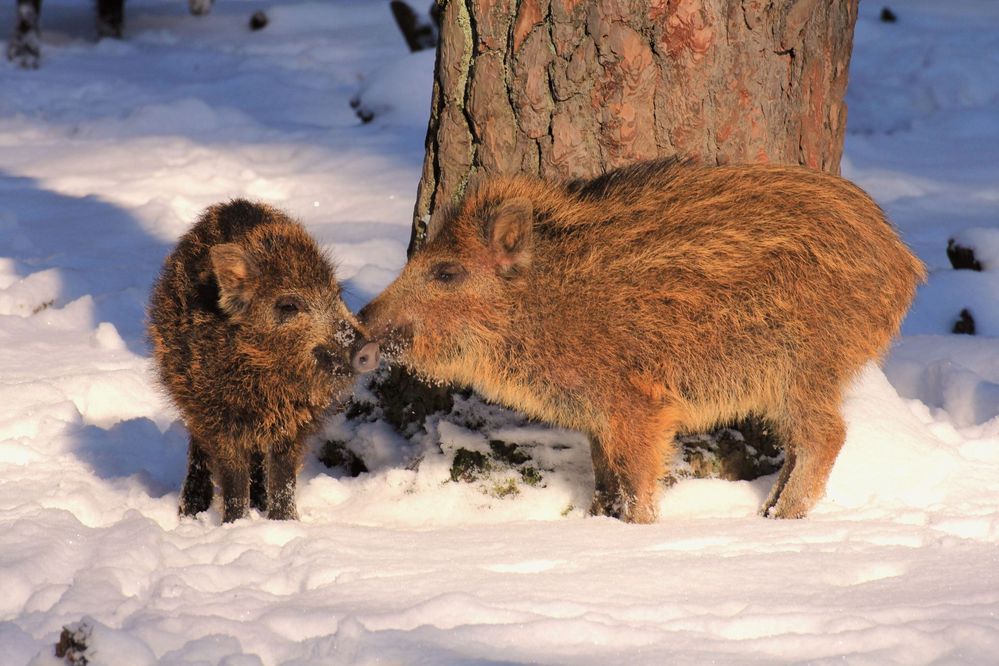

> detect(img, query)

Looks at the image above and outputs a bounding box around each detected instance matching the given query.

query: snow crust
[1,1,998,663]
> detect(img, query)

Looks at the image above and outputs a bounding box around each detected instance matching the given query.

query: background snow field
[1,0,998,663]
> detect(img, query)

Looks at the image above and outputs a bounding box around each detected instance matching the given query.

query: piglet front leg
[267,439,303,521]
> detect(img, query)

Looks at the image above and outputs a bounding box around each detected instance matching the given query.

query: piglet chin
[364,324,412,363]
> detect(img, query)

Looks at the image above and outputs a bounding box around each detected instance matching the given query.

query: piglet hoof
[179,480,213,517]
[189,0,214,16]
[590,489,657,523]
[589,491,624,520]
[267,487,299,520]
[179,494,212,517]
[178,503,205,518]
[759,496,809,520]
[626,504,658,524]
[222,498,249,523]
[758,493,778,518]
[7,33,41,69]
[589,502,618,519]
[761,506,807,520]
[249,488,268,513]
[268,505,299,521]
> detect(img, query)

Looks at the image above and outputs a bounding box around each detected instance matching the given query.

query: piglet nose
[351,341,380,373]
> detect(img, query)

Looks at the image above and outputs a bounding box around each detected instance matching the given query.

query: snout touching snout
[312,339,379,374]
[356,301,413,362]
[351,340,380,373]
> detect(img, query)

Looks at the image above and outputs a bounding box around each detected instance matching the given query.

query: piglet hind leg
[179,436,214,517]
[760,399,846,519]
[266,440,303,521]
[589,436,627,519]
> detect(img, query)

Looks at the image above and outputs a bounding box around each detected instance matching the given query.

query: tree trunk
[410,0,857,253]
[382,0,858,468]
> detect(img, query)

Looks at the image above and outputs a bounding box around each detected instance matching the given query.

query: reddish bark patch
[663,0,714,60]
[513,0,544,53]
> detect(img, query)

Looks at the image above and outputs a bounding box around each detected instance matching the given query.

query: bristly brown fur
[148,199,367,523]
[361,159,926,523]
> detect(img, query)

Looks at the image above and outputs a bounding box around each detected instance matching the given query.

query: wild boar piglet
[359,159,924,523]
[149,200,378,523]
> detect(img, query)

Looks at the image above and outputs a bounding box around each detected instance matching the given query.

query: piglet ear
[210,243,255,314]
[487,198,533,274]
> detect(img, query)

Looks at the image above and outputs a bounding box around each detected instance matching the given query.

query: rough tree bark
[409,0,858,253]
[378,0,859,479]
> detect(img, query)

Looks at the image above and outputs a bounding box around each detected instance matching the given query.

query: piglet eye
[275,295,307,321]
[431,262,466,285]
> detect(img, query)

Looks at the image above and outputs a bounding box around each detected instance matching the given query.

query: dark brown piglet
[149,200,378,522]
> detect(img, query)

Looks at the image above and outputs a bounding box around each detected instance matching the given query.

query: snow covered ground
[1,0,997,663]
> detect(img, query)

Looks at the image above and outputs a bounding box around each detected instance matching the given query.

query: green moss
[449,436,548,496]
[491,478,520,498]
[519,466,543,487]
[488,440,530,465]
[450,448,490,482]
[677,426,782,482]
[451,0,472,107]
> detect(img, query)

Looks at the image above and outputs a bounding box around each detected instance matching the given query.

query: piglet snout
[351,341,380,373]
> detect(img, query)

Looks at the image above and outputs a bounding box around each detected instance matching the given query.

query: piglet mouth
[366,324,413,362]
[312,345,351,375]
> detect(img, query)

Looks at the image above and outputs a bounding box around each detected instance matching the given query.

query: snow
[352,49,435,127]
[1,0,998,664]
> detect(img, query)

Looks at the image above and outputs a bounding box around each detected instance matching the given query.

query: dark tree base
[389,0,438,52]
[953,309,976,335]
[249,11,269,31]
[947,239,982,271]
[96,0,124,39]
